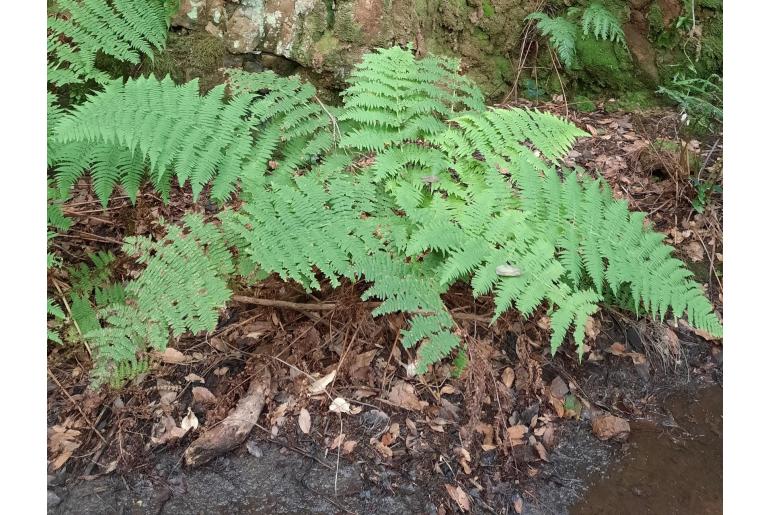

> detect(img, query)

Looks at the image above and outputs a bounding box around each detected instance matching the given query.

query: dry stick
[547,45,569,117]
[47,368,107,445]
[231,295,492,322]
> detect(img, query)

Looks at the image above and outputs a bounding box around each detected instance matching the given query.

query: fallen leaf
[533,441,548,461]
[329,397,351,414]
[549,376,569,399]
[185,373,205,383]
[192,386,217,406]
[585,124,597,136]
[348,350,377,380]
[214,366,229,377]
[685,241,705,262]
[585,316,600,340]
[209,337,228,352]
[150,414,189,445]
[513,494,524,513]
[370,437,393,458]
[549,394,565,418]
[388,380,427,411]
[609,342,626,356]
[475,422,495,448]
[298,408,311,434]
[161,347,187,364]
[330,433,346,450]
[180,408,199,431]
[48,425,81,470]
[309,370,337,395]
[501,367,515,388]
[507,425,528,447]
[445,484,470,512]
[440,385,456,395]
[342,440,358,454]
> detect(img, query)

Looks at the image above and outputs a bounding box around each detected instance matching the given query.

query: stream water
[570,385,723,514]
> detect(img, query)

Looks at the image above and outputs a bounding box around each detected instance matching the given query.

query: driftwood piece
[184,368,271,467]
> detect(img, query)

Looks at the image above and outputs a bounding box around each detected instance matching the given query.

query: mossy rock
[573,36,641,92]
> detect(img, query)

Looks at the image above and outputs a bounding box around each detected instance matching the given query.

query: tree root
[184,368,271,467]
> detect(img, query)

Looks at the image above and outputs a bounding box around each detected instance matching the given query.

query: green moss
[573,95,597,112]
[648,2,665,35]
[605,90,661,113]
[145,32,225,93]
[314,33,340,55]
[574,36,641,92]
[332,5,364,45]
[492,55,513,83]
[482,0,494,18]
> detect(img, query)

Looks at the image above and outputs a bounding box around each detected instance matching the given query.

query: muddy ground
[47,102,723,514]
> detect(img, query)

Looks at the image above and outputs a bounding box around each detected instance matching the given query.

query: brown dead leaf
[348,349,377,380]
[388,380,426,411]
[185,373,205,383]
[684,241,705,262]
[501,367,515,388]
[549,394,565,418]
[308,370,337,395]
[209,337,228,352]
[585,124,598,137]
[445,484,470,512]
[150,414,189,445]
[585,316,600,340]
[609,342,626,356]
[298,408,311,434]
[342,440,358,454]
[507,425,528,447]
[213,366,229,377]
[513,495,524,513]
[161,347,188,364]
[192,386,217,406]
[475,422,495,449]
[330,433,346,450]
[48,425,82,471]
[533,441,548,461]
[370,437,393,459]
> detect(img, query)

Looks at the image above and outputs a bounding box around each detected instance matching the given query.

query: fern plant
[526,12,579,68]
[51,47,722,385]
[527,2,628,68]
[47,0,173,87]
[51,72,334,205]
[580,3,627,49]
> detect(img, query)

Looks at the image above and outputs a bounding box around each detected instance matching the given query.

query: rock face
[171,0,540,95]
[168,0,722,98]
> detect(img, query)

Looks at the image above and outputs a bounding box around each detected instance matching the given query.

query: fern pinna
[47,0,173,87]
[52,47,721,384]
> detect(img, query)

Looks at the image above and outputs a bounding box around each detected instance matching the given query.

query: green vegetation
[657,73,723,134]
[47,4,722,386]
[527,2,628,69]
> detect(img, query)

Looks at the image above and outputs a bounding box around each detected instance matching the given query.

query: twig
[48,368,107,445]
[231,295,492,323]
[547,45,569,117]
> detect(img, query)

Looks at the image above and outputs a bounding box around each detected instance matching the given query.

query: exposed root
[184,367,271,467]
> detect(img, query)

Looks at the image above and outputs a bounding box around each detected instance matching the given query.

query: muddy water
[570,385,723,515]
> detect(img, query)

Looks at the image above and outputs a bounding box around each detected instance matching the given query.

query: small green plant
[657,73,723,134]
[690,178,721,213]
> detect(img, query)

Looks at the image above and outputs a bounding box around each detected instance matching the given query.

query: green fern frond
[581,3,627,48]
[47,0,171,87]
[526,12,578,68]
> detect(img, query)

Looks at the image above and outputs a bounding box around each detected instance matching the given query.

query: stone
[171,0,209,29]
[591,414,631,442]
